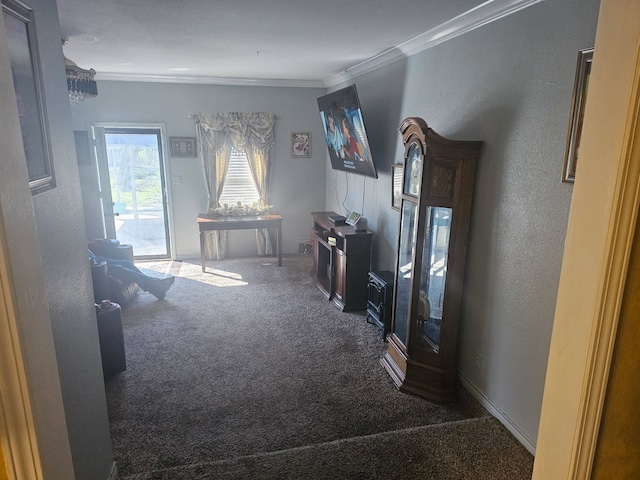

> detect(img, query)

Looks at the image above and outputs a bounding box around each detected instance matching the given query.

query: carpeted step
[121,417,533,480]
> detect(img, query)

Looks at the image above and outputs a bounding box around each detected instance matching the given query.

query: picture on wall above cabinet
[292,132,311,157]
[170,137,197,157]
[563,47,593,183]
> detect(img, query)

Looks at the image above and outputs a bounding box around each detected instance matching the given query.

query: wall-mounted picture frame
[170,136,197,157]
[563,47,594,183]
[292,132,311,157]
[3,0,55,195]
[392,164,403,211]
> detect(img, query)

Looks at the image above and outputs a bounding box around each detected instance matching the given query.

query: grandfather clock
[381,117,483,402]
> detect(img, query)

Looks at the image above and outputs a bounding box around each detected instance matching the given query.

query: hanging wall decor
[563,47,594,183]
[2,0,55,194]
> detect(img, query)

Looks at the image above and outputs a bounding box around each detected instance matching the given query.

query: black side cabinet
[366,270,394,339]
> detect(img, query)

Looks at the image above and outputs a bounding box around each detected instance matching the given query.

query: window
[218,148,260,205]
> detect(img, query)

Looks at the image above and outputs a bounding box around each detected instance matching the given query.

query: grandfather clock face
[405,144,422,197]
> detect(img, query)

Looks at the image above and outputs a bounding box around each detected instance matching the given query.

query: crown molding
[95,0,544,89]
[324,0,546,88]
[95,72,325,89]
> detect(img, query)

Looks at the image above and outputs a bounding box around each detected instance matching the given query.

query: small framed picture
[392,164,403,211]
[563,47,594,183]
[292,132,311,157]
[345,211,362,226]
[170,136,197,157]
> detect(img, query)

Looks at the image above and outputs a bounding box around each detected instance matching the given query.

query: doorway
[94,126,171,259]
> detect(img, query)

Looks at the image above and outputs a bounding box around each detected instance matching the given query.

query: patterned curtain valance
[194,112,275,154]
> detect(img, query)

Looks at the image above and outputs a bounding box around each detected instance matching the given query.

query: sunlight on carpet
[138,258,286,287]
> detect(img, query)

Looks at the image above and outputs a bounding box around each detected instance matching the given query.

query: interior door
[93,126,171,259]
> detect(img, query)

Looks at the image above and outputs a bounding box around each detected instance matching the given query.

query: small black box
[328,215,346,225]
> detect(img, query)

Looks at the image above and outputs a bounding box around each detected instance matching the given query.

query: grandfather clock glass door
[382,117,482,403]
[417,206,451,350]
[394,143,421,348]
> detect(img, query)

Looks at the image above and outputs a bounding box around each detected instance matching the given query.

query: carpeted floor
[107,254,533,479]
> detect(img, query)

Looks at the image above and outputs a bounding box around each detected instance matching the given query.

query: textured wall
[26,0,115,478]
[70,82,327,259]
[325,0,600,448]
[65,0,601,454]
[0,8,75,478]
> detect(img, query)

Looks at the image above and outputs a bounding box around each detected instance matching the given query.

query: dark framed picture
[292,132,311,157]
[2,0,55,194]
[563,47,594,183]
[170,136,197,157]
[392,164,403,211]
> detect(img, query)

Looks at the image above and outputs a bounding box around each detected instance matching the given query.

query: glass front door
[95,127,170,258]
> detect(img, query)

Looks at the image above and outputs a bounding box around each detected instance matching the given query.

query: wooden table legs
[199,226,282,272]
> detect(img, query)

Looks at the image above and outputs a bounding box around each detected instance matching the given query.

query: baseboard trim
[107,461,118,480]
[458,372,537,455]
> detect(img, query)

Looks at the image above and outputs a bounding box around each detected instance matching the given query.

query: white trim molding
[568,39,640,480]
[97,0,545,89]
[458,373,537,455]
[107,461,118,480]
[325,0,546,87]
[96,72,325,89]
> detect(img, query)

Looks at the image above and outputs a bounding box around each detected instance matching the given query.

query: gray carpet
[107,254,533,479]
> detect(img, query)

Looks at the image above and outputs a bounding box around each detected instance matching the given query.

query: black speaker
[95,302,127,377]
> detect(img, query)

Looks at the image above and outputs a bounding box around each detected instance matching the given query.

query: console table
[311,211,372,311]
[197,213,283,272]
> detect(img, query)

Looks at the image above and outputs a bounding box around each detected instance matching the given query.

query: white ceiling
[55,0,537,87]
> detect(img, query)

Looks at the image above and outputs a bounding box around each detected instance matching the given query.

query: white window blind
[218,148,260,205]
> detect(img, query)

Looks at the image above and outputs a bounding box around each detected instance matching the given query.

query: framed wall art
[392,164,403,211]
[2,0,55,194]
[292,132,311,157]
[562,47,594,183]
[170,136,197,157]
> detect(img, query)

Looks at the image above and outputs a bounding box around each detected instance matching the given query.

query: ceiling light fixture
[62,36,98,105]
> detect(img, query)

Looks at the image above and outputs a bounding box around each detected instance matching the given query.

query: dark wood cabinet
[311,211,372,311]
[366,270,394,339]
[381,118,483,403]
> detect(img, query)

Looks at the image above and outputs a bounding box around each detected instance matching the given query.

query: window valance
[193,112,276,154]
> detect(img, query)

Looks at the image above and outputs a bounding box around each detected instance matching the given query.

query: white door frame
[90,122,176,259]
[533,0,640,477]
